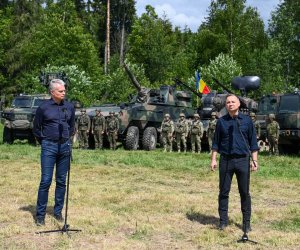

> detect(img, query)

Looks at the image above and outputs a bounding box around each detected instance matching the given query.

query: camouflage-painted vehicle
[255,93,281,142]
[1,94,50,144]
[175,76,260,149]
[119,64,195,150]
[276,90,300,154]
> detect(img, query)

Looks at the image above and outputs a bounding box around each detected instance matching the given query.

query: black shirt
[212,112,259,155]
[33,98,75,141]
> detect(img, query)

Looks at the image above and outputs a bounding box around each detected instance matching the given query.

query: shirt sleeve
[69,104,75,137]
[33,106,43,140]
[248,119,259,152]
[211,119,220,151]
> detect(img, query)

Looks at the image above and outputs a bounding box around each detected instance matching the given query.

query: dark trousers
[36,140,71,219]
[218,155,251,225]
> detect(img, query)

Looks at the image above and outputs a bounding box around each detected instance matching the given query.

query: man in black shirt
[33,79,75,226]
[211,94,259,233]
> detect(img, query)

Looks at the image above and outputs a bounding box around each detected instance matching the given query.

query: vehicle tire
[125,126,139,150]
[3,127,13,144]
[142,127,157,151]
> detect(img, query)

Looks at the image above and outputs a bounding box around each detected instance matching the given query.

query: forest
[0,0,299,106]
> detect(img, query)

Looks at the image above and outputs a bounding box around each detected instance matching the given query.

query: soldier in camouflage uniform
[190,113,203,153]
[175,113,189,153]
[77,109,91,149]
[106,111,119,150]
[92,109,106,149]
[160,113,174,152]
[207,112,217,152]
[266,113,280,155]
[250,112,261,140]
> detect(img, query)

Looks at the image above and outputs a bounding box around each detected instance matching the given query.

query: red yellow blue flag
[195,70,210,94]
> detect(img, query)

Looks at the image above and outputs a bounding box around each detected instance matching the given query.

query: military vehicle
[255,93,281,142]
[1,94,50,144]
[175,76,260,149]
[119,64,195,150]
[276,90,300,154]
[1,72,71,144]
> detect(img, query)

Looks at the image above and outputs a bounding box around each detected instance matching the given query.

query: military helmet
[269,113,275,119]
[164,113,170,118]
[95,109,101,112]
[194,113,200,118]
[250,112,256,117]
[211,112,216,116]
[179,113,185,117]
[81,108,86,112]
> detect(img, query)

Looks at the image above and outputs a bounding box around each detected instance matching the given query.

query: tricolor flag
[195,70,210,94]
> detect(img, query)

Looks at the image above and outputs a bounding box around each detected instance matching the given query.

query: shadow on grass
[19,204,55,220]
[186,210,245,231]
[186,210,219,226]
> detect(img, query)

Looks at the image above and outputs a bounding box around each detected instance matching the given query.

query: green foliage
[268,0,300,88]
[97,59,150,104]
[201,53,242,91]
[199,0,267,75]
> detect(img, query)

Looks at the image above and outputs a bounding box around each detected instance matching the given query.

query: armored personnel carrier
[276,90,300,154]
[119,64,195,150]
[1,94,50,144]
[255,93,281,141]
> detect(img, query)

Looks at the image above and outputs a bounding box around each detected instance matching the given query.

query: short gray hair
[49,79,66,92]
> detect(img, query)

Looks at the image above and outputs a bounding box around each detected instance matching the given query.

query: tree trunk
[119,21,125,66]
[105,0,110,74]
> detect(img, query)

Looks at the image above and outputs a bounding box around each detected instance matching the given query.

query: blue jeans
[36,139,71,218]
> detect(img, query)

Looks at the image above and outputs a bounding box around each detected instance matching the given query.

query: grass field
[0,125,299,249]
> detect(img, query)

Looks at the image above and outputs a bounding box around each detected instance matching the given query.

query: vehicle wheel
[142,127,157,151]
[125,126,139,150]
[3,127,13,144]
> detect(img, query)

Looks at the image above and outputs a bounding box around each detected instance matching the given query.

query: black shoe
[54,213,64,222]
[243,221,252,233]
[36,217,45,226]
[218,223,228,230]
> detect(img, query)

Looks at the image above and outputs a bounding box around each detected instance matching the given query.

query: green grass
[0,123,300,249]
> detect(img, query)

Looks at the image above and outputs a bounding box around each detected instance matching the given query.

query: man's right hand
[211,159,217,171]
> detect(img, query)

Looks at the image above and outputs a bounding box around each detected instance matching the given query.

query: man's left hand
[251,161,258,171]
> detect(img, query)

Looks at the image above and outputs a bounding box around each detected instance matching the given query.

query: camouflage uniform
[106,112,119,150]
[92,110,106,149]
[207,112,217,151]
[190,114,203,153]
[175,113,189,152]
[266,113,280,155]
[250,112,261,139]
[77,109,91,149]
[161,114,174,152]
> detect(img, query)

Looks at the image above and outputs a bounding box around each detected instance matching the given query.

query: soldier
[77,109,91,149]
[160,113,174,152]
[175,113,189,152]
[106,111,119,150]
[91,109,106,149]
[250,112,261,140]
[190,113,203,153]
[266,113,280,155]
[207,112,217,152]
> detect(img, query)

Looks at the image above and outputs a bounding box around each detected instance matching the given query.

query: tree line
[0,0,299,106]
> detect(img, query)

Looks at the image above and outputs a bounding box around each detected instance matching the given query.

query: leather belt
[221,154,247,159]
[46,138,69,144]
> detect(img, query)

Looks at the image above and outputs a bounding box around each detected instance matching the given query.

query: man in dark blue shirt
[211,94,259,233]
[33,79,75,226]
